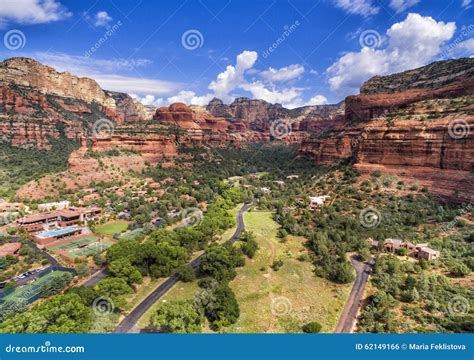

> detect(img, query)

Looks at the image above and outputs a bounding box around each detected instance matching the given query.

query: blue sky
[0,0,473,108]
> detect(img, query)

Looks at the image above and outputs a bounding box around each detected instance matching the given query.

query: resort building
[18,206,101,230]
[368,238,440,261]
[417,246,441,261]
[0,242,22,257]
[33,227,82,246]
[18,212,61,231]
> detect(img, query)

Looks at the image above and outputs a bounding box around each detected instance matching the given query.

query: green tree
[149,300,203,333]
[109,258,143,285]
[177,265,196,282]
[93,277,133,310]
[333,261,355,284]
[240,231,259,258]
[0,293,93,334]
[204,283,240,330]
[199,245,243,282]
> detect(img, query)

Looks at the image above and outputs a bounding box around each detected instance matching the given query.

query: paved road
[82,268,109,287]
[335,256,374,333]
[114,201,253,333]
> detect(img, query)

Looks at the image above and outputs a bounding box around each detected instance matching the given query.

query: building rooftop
[20,212,59,224]
[309,195,329,206]
[0,242,21,256]
[418,246,440,255]
[58,209,81,218]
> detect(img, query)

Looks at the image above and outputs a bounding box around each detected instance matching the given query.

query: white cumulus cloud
[260,64,305,82]
[94,11,112,27]
[327,13,456,96]
[132,51,326,109]
[307,95,328,105]
[208,50,258,101]
[332,0,379,17]
[389,0,420,13]
[0,0,71,26]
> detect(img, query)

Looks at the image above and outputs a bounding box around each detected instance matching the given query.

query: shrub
[302,321,322,333]
[271,259,284,271]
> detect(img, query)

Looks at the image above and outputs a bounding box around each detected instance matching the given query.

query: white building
[38,201,70,212]
[309,195,330,209]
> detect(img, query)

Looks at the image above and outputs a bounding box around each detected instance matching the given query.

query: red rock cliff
[300,58,474,203]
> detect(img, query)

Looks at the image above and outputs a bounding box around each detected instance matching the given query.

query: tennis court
[49,236,114,258]
[3,271,69,303]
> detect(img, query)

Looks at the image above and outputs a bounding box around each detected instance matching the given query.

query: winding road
[114,201,253,333]
[335,256,374,333]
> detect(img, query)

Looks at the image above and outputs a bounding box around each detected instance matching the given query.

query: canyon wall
[0,57,150,149]
[301,58,474,203]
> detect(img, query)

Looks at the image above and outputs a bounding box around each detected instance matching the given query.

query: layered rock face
[0,58,112,107]
[105,91,153,121]
[91,132,178,163]
[207,97,344,134]
[0,57,150,148]
[301,58,474,203]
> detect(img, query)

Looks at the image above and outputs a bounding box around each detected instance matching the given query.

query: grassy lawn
[136,210,352,333]
[225,210,352,333]
[95,220,129,237]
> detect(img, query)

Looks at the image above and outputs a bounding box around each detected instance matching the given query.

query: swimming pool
[36,227,78,239]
